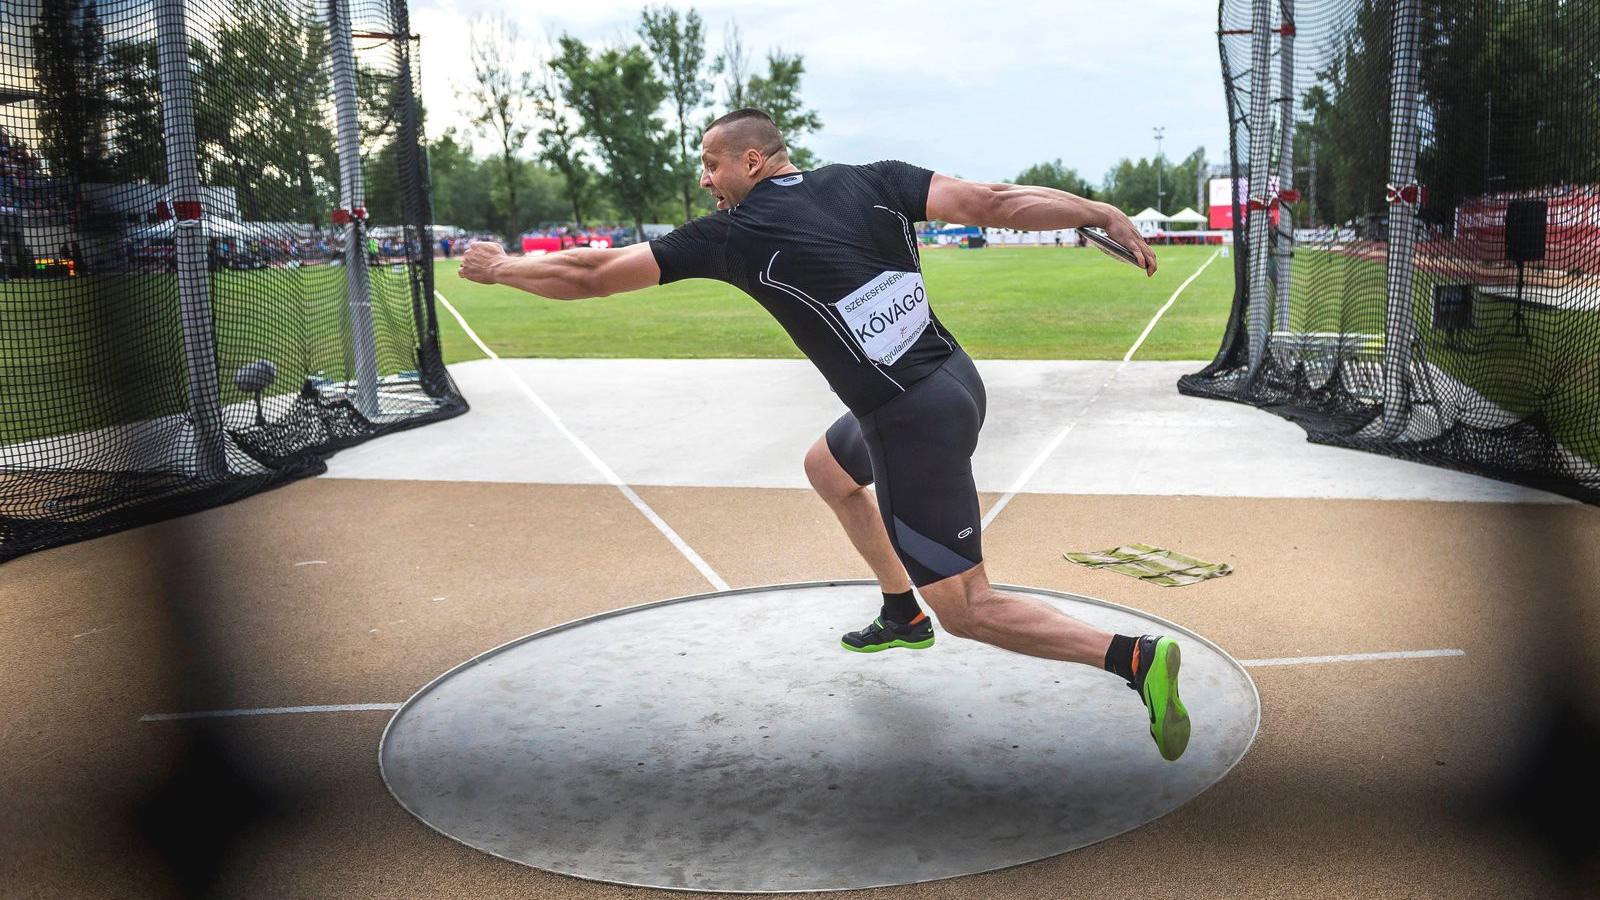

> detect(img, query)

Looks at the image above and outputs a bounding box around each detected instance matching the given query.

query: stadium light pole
[328,0,381,419]
[156,0,228,478]
[1153,126,1166,212]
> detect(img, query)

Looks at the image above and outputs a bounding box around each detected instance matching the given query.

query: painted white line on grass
[1240,648,1466,667]
[1123,248,1223,362]
[136,648,1468,722]
[434,289,730,592]
[980,362,1124,530]
[140,703,402,722]
[982,250,1221,531]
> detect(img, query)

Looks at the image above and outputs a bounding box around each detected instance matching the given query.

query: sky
[409,0,1229,188]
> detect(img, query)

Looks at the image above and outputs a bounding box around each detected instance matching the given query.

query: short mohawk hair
[705,108,787,157]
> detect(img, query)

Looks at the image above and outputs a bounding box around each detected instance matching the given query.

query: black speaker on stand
[1504,199,1547,343]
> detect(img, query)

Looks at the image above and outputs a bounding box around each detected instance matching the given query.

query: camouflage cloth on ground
[1063,543,1231,587]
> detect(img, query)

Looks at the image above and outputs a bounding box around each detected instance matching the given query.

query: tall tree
[638,5,711,224]
[191,0,338,222]
[532,71,592,226]
[31,0,110,182]
[551,36,675,240]
[465,16,534,242]
[1012,159,1095,197]
[709,21,750,111]
[745,50,823,169]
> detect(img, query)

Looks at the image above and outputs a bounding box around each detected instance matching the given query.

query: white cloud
[412,0,1228,183]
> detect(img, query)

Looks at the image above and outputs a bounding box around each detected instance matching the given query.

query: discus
[1080,227,1143,268]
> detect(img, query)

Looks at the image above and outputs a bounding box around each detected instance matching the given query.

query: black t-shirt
[649,161,961,416]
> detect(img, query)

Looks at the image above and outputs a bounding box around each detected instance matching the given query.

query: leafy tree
[1011,159,1095,197]
[709,21,750,111]
[464,15,534,241]
[31,0,110,181]
[745,50,823,169]
[191,0,338,222]
[551,36,675,239]
[1102,147,1205,214]
[532,71,593,226]
[639,5,711,223]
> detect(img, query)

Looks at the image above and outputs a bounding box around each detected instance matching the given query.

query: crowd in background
[0,125,52,212]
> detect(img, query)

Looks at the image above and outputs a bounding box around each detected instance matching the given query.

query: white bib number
[833,271,930,365]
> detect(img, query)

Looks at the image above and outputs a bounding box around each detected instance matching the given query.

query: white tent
[1167,207,1208,224]
[1130,207,1170,236]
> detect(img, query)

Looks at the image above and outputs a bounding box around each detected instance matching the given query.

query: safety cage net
[1185,0,1599,503]
[0,0,466,563]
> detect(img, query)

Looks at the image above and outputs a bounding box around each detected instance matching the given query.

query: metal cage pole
[1273,0,1295,333]
[156,0,228,478]
[1245,0,1275,375]
[328,0,380,419]
[1381,0,1423,437]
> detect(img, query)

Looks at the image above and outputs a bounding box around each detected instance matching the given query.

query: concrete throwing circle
[380,581,1259,892]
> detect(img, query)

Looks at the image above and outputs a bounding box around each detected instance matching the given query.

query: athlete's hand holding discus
[1097,208,1158,277]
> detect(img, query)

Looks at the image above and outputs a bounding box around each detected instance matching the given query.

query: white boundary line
[140,703,401,722]
[434,290,730,592]
[1239,648,1465,667]
[1123,248,1223,363]
[982,249,1222,531]
[138,647,1466,722]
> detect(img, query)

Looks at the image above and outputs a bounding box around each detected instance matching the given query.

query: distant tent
[1166,207,1208,231]
[1129,207,1170,236]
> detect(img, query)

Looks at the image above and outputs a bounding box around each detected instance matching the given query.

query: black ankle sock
[1105,634,1138,681]
[880,588,921,624]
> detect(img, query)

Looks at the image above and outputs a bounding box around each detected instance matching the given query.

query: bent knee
[804,441,857,496]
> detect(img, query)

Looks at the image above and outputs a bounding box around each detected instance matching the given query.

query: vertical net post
[1272,0,1295,332]
[327,0,380,419]
[1244,0,1275,375]
[1380,0,1423,438]
[155,0,227,478]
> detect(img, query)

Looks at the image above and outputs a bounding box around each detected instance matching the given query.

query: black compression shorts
[824,348,987,587]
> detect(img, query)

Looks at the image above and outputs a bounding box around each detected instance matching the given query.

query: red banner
[1455,188,1600,268]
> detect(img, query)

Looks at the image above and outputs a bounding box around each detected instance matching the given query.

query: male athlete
[460,109,1189,761]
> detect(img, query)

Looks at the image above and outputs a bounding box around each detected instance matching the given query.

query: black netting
[1,0,466,563]
[1183,0,1600,503]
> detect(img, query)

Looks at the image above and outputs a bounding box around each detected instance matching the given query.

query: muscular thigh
[860,353,987,587]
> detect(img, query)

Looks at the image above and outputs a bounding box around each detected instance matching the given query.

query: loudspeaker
[1432,284,1474,332]
[1505,199,1547,263]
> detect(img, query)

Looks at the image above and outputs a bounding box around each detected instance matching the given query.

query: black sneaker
[841,613,935,653]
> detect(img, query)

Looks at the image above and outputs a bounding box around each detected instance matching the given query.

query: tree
[551,36,675,240]
[745,50,823,169]
[32,0,110,182]
[191,0,338,222]
[639,5,711,224]
[531,73,593,226]
[1012,159,1095,197]
[465,16,534,243]
[709,21,750,111]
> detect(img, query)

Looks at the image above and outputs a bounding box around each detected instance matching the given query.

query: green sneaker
[841,613,935,653]
[1131,635,1190,761]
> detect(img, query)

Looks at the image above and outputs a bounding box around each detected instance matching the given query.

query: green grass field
[430,245,1237,363]
[6,244,1593,469]
[0,266,426,445]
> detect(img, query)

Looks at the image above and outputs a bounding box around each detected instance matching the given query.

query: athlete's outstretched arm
[457,241,662,299]
[925,173,1157,275]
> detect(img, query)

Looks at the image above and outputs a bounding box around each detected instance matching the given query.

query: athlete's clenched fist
[459,241,506,284]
